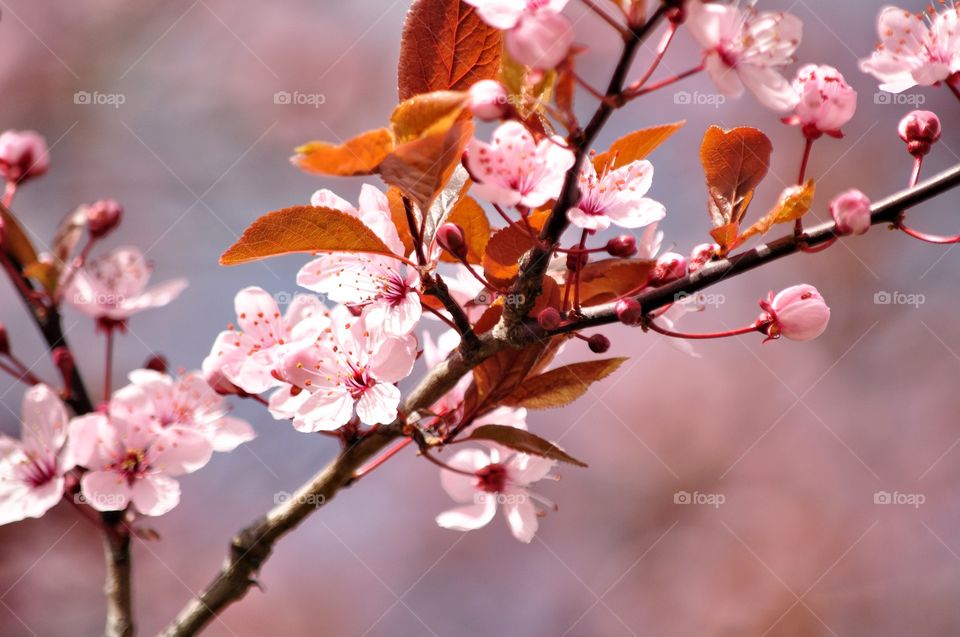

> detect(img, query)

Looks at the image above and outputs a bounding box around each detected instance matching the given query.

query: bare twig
[102,516,134,637]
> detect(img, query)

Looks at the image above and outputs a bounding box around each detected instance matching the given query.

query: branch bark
[103,517,134,637]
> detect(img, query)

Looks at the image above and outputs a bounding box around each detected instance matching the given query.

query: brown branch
[422,273,480,349]
[102,516,134,637]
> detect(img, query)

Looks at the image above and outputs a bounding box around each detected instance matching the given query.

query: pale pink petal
[567,207,610,231]
[605,198,666,229]
[463,0,526,29]
[738,64,796,112]
[210,416,256,452]
[436,498,497,531]
[294,389,356,432]
[704,53,744,97]
[154,427,213,475]
[440,448,490,502]
[369,334,418,383]
[21,384,68,453]
[502,488,538,542]
[130,474,180,516]
[506,11,573,69]
[355,383,401,425]
[80,470,132,512]
[310,188,355,213]
[116,278,187,316]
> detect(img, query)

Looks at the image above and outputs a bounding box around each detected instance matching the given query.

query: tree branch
[102,516,134,637]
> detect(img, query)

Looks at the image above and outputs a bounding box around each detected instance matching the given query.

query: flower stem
[895,155,960,243]
[104,326,115,403]
[579,0,629,35]
[2,181,17,208]
[573,229,589,312]
[354,437,414,478]
[419,448,476,477]
[794,136,815,237]
[626,21,679,92]
[645,319,763,340]
[625,62,705,100]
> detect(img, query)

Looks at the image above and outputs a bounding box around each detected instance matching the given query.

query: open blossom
[784,64,857,136]
[435,447,556,543]
[65,246,187,324]
[116,369,255,452]
[465,0,573,69]
[569,159,666,231]
[0,129,49,184]
[759,284,830,341]
[298,185,420,340]
[204,287,329,395]
[0,385,70,526]
[685,0,803,112]
[271,309,417,432]
[466,121,575,208]
[860,5,960,93]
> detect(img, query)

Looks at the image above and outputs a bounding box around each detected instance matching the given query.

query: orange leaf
[709,222,741,255]
[593,121,685,172]
[386,187,417,258]
[527,275,562,317]
[390,91,471,144]
[739,179,816,243]
[554,258,656,307]
[220,206,395,265]
[293,128,395,176]
[0,203,39,269]
[439,195,490,264]
[501,358,627,410]
[700,125,772,229]
[481,223,536,289]
[398,0,502,101]
[472,301,503,334]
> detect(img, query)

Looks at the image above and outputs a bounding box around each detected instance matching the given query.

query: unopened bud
[688,243,719,272]
[468,80,509,121]
[829,189,871,236]
[202,361,243,396]
[144,354,168,374]
[52,347,74,387]
[86,199,123,239]
[606,234,637,258]
[650,252,687,285]
[436,222,468,260]
[566,250,588,272]
[615,298,643,326]
[537,307,562,331]
[898,110,941,158]
[0,130,49,185]
[587,333,610,353]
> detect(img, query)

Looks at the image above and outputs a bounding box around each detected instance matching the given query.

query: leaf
[398,0,502,101]
[378,120,474,215]
[527,274,562,317]
[709,222,741,255]
[501,358,626,410]
[439,195,490,264]
[500,51,557,123]
[593,121,686,172]
[390,91,471,144]
[465,425,588,467]
[739,179,816,243]
[419,164,471,254]
[220,206,395,266]
[293,128,395,176]
[23,262,58,292]
[700,125,772,229]
[552,258,656,307]
[0,203,39,269]
[481,223,535,288]
[472,302,502,334]
[386,187,417,258]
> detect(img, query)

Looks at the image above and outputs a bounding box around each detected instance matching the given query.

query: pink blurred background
[2,1,960,635]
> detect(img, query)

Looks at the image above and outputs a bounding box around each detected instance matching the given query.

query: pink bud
[0,130,49,184]
[829,189,871,236]
[506,11,574,70]
[566,250,588,272]
[615,298,643,326]
[537,307,562,331]
[761,284,830,341]
[688,243,718,272]
[436,222,468,260]
[650,251,687,285]
[898,110,941,157]
[587,333,610,353]
[203,364,243,396]
[144,354,168,374]
[606,234,637,258]
[86,199,124,239]
[468,80,509,121]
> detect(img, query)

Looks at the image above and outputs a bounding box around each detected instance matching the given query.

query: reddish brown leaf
[386,187,417,258]
[501,358,627,410]
[465,425,588,467]
[398,0,502,101]
[481,224,536,288]
[472,302,503,334]
[439,195,490,264]
[700,125,772,229]
[293,128,395,176]
[739,179,816,243]
[593,121,685,172]
[220,206,395,266]
[553,258,656,307]
[0,203,39,270]
[390,91,471,144]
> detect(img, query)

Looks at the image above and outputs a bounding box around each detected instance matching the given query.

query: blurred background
[2,0,960,635]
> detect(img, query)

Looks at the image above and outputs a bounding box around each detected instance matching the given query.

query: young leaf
[501,358,627,409]
[700,125,772,230]
[552,258,656,307]
[419,164,471,254]
[220,206,395,265]
[398,0,502,101]
[390,91,471,144]
[482,223,535,288]
[0,203,39,270]
[465,425,588,467]
[738,179,816,243]
[293,128,395,176]
[386,187,417,257]
[439,194,490,264]
[593,121,686,172]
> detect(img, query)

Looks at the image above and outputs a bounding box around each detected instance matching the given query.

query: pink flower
[204,287,329,395]
[759,284,830,341]
[435,447,556,543]
[466,121,575,208]
[115,369,256,452]
[830,189,871,236]
[270,309,418,431]
[899,110,942,157]
[0,130,49,184]
[860,5,960,93]
[65,246,187,323]
[568,159,666,231]
[297,185,421,340]
[685,1,803,112]
[469,80,509,121]
[465,0,573,69]
[68,409,212,516]
[784,65,857,136]
[0,385,70,526]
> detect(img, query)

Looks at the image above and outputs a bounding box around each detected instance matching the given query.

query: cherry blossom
[203,287,329,395]
[685,0,803,112]
[0,385,70,525]
[784,64,857,137]
[0,129,49,184]
[464,0,573,69]
[569,159,666,231]
[65,246,187,324]
[466,121,575,208]
[270,309,417,432]
[860,5,960,93]
[759,284,830,341]
[830,189,872,236]
[435,447,556,543]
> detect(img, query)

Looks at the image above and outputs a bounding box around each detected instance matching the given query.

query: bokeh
[2,1,960,635]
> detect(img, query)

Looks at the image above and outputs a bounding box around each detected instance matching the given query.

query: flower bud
[688,243,718,272]
[468,80,509,121]
[760,284,830,341]
[566,250,588,272]
[650,252,687,285]
[203,362,243,396]
[0,322,9,356]
[144,354,168,374]
[52,347,74,387]
[606,234,637,258]
[0,130,49,184]
[898,110,941,157]
[829,189,871,236]
[436,222,468,260]
[615,298,643,326]
[537,307,562,331]
[587,333,610,353]
[86,199,123,239]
